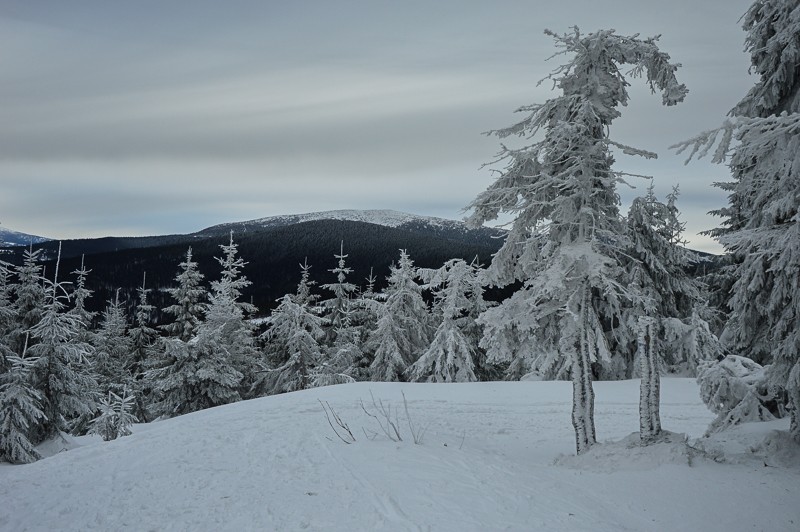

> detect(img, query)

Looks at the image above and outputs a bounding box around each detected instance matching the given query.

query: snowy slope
[1,379,797,531]
[0,226,50,247]
[197,209,502,237]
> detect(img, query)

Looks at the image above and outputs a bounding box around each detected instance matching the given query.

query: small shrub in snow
[697,355,784,434]
[89,391,137,441]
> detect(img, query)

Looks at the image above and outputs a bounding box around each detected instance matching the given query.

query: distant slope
[8,217,504,318]
[0,226,50,247]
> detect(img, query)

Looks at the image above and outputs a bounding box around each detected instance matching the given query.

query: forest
[1,0,798,465]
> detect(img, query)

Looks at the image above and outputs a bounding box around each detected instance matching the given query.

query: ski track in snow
[1,379,798,531]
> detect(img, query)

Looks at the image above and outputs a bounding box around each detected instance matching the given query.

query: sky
[0,0,756,252]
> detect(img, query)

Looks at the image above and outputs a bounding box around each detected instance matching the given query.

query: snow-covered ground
[1,379,797,531]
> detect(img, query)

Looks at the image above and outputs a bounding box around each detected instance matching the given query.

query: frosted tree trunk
[638,317,661,443]
[571,285,596,454]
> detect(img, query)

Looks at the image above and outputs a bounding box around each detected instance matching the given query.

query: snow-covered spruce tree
[27,244,97,441]
[93,290,133,396]
[88,390,137,441]
[410,259,481,383]
[0,261,15,372]
[149,326,244,417]
[697,355,782,434]
[161,248,207,341]
[127,273,159,421]
[0,354,46,463]
[672,0,800,440]
[367,250,432,382]
[623,186,719,442]
[320,241,357,342]
[67,256,96,348]
[203,233,258,393]
[346,268,382,381]
[293,258,318,306]
[253,294,325,395]
[467,28,687,454]
[9,246,46,357]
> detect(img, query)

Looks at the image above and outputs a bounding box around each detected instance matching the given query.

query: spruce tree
[367,250,431,382]
[9,246,46,357]
[253,295,325,395]
[127,273,159,421]
[0,354,46,463]
[203,233,258,394]
[467,28,687,453]
[320,241,357,342]
[27,244,97,441]
[410,259,481,383]
[93,290,133,396]
[673,0,800,440]
[162,248,207,341]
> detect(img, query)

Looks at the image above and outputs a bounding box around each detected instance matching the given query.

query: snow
[0,226,50,247]
[1,379,798,531]
[200,209,490,234]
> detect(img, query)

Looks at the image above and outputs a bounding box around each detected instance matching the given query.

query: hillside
[0,226,50,247]
[1,379,797,531]
[0,211,504,317]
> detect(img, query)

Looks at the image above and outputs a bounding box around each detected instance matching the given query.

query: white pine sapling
[467,28,687,454]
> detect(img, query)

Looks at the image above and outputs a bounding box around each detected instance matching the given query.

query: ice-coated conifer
[467,28,687,453]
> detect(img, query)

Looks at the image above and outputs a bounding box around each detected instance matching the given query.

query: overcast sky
[0,0,755,252]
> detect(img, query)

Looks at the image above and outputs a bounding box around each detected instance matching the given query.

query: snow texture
[1,379,797,531]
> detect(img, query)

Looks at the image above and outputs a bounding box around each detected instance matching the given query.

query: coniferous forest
[0,0,797,482]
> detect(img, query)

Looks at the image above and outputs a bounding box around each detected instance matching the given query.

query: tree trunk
[572,285,596,455]
[639,317,661,444]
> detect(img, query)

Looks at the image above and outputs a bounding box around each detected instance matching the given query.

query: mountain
[0,211,506,318]
[0,226,50,247]
[198,209,502,238]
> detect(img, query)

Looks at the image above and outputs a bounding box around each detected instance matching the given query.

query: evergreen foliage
[368,250,431,381]
[467,28,687,453]
[673,0,800,440]
[0,354,46,463]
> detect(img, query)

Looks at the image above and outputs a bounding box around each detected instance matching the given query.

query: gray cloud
[0,0,756,253]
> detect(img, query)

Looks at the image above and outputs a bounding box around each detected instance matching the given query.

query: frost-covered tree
[149,329,244,418]
[622,186,719,442]
[293,258,318,306]
[127,273,159,421]
[467,28,687,453]
[67,256,96,348]
[0,354,46,463]
[89,390,137,441]
[253,295,325,395]
[368,250,431,382]
[320,242,357,342]
[93,290,133,396]
[9,246,46,357]
[162,248,207,341]
[203,233,258,392]
[410,259,482,383]
[673,0,800,440]
[0,261,15,372]
[27,244,97,441]
[698,355,783,435]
